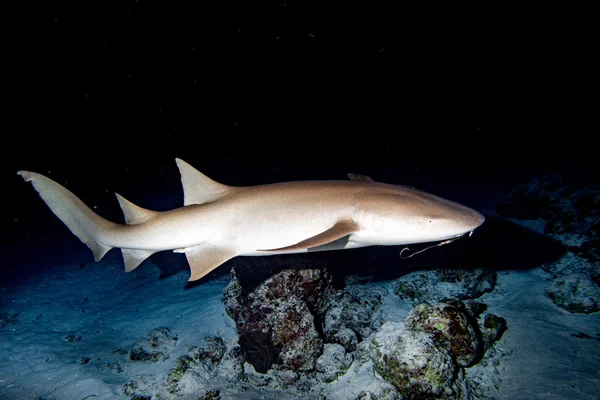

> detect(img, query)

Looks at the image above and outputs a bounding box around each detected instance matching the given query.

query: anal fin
[175,244,238,281]
[259,219,360,252]
[91,243,112,261]
[122,249,157,272]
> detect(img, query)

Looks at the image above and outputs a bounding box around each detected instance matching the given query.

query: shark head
[415,198,486,240]
[351,184,485,246]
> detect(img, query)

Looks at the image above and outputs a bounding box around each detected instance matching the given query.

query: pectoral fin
[175,244,238,281]
[259,219,360,252]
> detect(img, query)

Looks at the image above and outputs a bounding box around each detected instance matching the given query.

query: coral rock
[223,268,331,373]
[316,343,353,383]
[322,285,385,351]
[545,273,600,313]
[370,321,455,399]
[396,268,496,304]
[406,301,482,367]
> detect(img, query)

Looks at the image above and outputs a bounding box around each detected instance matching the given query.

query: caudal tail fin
[18,171,115,261]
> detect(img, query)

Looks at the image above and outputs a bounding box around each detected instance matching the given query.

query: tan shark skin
[18,158,485,281]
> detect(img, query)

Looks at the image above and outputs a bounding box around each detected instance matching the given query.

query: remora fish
[18,159,484,281]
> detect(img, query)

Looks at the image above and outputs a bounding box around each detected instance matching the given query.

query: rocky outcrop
[123,335,244,399]
[496,173,600,314]
[495,173,599,224]
[395,268,496,304]
[371,300,506,399]
[315,343,353,383]
[122,281,506,400]
[371,320,455,398]
[223,268,331,373]
[321,285,386,352]
[545,273,600,313]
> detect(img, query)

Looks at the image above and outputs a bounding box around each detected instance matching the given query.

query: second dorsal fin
[115,193,158,225]
[347,173,374,182]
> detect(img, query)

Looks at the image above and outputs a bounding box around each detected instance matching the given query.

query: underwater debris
[129,327,178,362]
[100,362,123,374]
[64,335,82,343]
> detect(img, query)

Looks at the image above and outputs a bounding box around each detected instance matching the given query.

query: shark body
[18,158,485,281]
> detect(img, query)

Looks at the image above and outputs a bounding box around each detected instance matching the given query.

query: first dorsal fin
[175,158,233,206]
[115,193,158,225]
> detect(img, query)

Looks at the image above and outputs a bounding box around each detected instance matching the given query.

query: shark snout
[476,211,485,227]
[459,208,485,235]
[433,203,485,240]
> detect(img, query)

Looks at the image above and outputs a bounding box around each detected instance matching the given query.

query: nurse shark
[18,159,485,281]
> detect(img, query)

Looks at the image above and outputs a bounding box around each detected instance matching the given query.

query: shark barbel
[18,158,485,281]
